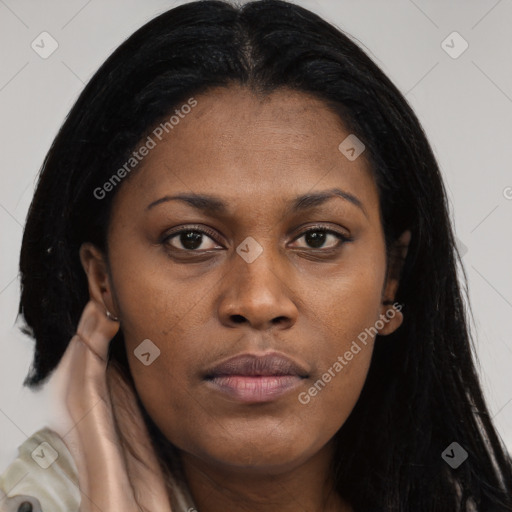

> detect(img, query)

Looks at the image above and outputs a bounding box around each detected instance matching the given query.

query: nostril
[231,314,246,323]
[17,503,33,512]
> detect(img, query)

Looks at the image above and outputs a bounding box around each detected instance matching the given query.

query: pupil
[179,231,328,250]
[306,231,326,248]
[181,231,202,250]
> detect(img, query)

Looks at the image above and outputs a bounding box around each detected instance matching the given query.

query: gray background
[1,0,511,472]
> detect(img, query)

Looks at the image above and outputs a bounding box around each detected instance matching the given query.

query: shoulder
[0,427,80,512]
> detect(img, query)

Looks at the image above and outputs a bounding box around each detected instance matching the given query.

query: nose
[217,245,299,331]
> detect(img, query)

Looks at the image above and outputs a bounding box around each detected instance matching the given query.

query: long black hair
[18,1,512,510]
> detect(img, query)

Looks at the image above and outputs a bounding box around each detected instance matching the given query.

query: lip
[204,352,309,403]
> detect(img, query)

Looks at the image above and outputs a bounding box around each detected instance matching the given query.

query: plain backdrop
[0,0,511,473]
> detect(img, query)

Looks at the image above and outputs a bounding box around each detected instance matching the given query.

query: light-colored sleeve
[0,427,80,512]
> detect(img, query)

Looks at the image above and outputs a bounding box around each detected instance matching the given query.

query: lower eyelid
[294,228,350,241]
[161,226,350,251]
[165,231,221,249]
[290,231,348,248]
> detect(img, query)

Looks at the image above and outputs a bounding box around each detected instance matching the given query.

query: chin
[203,448,314,476]
[185,429,325,475]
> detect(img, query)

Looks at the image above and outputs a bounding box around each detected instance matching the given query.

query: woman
[1,0,511,511]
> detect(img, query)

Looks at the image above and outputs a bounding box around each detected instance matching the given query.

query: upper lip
[204,352,309,379]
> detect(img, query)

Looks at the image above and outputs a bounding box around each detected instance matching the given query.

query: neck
[178,441,352,512]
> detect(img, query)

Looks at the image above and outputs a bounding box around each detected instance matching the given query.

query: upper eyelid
[163,224,350,247]
[291,225,350,239]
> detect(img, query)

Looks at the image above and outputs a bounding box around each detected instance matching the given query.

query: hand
[47,301,173,511]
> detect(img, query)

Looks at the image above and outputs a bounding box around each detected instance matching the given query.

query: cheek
[121,317,201,443]
[307,253,385,359]
[106,252,207,421]
[109,240,215,354]
[299,255,386,426]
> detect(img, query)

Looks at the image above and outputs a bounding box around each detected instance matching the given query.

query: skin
[80,84,409,512]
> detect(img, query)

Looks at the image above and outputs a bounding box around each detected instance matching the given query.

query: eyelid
[161,225,224,247]
[160,223,352,251]
[291,223,351,241]
[289,224,352,249]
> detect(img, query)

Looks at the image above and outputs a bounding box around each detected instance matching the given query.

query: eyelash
[161,224,352,253]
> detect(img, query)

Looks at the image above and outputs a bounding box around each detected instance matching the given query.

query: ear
[377,230,411,336]
[79,243,118,320]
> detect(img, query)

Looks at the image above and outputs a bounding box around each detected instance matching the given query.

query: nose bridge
[233,236,284,301]
[237,239,280,291]
[217,236,298,330]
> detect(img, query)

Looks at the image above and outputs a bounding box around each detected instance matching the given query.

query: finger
[68,303,142,511]
[48,300,119,423]
[46,301,139,511]
[60,300,119,422]
[48,301,172,511]
[46,300,116,436]
[76,300,120,364]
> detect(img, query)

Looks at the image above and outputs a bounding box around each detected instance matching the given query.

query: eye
[161,225,350,253]
[290,226,350,250]
[162,226,223,251]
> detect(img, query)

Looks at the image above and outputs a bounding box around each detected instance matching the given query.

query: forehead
[111,85,379,219]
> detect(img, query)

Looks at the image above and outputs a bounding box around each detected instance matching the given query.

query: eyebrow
[146,187,368,218]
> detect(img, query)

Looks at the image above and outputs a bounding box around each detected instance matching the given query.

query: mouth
[203,352,309,403]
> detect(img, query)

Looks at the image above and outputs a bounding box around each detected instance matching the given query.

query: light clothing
[0,427,196,512]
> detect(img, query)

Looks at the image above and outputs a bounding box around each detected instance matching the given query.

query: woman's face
[87,85,404,475]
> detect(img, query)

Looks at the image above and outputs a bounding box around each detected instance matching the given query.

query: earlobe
[376,304,404,336]
[79,243,118,319]
[378,229,411,336]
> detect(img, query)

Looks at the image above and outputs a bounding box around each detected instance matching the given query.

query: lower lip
[205,375,303,403]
